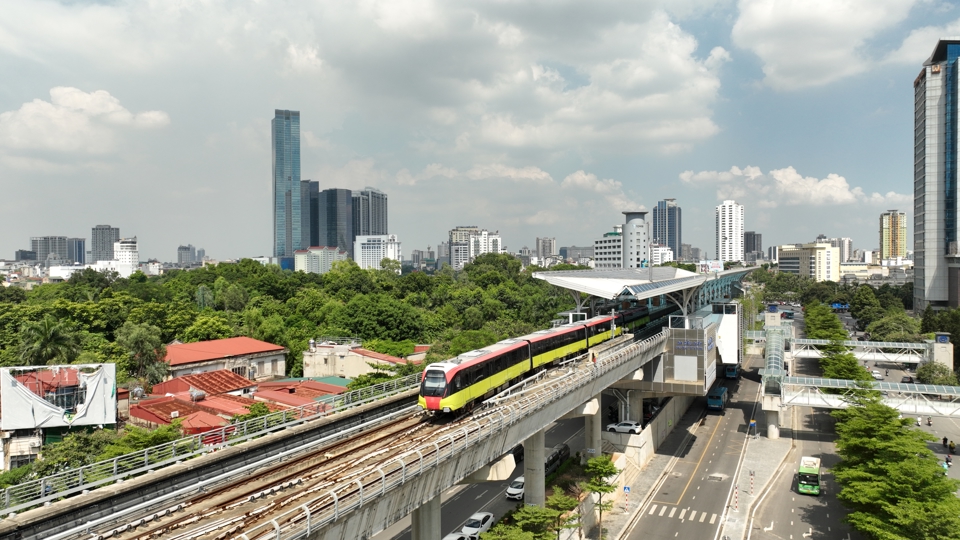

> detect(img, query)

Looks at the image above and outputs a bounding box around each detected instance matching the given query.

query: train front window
[421,370,447,397]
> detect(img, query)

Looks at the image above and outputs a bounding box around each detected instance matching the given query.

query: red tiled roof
[130,397,205,424]
[254,390,316,408]
[153,370,255,395]
[165,337,286,367]
[257,380,346,399]
[352,348,422,365]
[414,345,431,353]
[181,411,229,433]
[14,368,80,396]
[213,393,287,413]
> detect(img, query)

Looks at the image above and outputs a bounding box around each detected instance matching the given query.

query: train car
[420,314,627,414]
[617,305,651,332]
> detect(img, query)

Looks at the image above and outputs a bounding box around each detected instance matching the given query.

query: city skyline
[0,2,947,261]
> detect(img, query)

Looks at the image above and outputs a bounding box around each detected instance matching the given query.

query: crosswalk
[647,504,718,524]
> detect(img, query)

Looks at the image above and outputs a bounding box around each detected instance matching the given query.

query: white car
[506,476,524,500]
[442,535,470,540]
[871,370,883,381]
[606,421,642,434]
[462,512,494,537]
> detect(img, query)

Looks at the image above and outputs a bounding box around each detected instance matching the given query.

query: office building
[622,211,650,269]
[650,244,674,266]
[14,250,36,261]
[559,246,593,261]
[448,226,479,269]
[66,238,85,265]
[815,235,854,263]
[914,40,960,309]
[352,188,388,238]
[91,225,120,263]
[880,209,907,260]
[197,248,205,261]
[317,188,354,258]
[744,231,762,256]
[593,226,622,269]
[177,245,197,265]
[716,200,744,263]
[354,235,402,272]
[294,246,347,274]
[272,109,301,258]
[777,243,839,282]
[652,198,681,259]
[535,237,556,258]
[691,247,703,261]
[30,236,68,265]
[437,242,449,262]
[301,180,319,249]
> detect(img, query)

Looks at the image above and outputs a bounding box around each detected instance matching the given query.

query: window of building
[232,366,248,378]
[10,453,37,469]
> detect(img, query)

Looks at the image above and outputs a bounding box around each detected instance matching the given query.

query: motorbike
[928,416,933,426]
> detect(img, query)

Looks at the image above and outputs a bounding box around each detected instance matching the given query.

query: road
[372,418,586,540]
[624,356,762,540]
[750,307,860,540]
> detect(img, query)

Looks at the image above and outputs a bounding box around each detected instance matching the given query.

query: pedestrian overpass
[745,331,928,364]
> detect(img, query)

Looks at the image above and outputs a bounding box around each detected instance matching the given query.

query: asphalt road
[624,358,762,540]
[371,417,586,540]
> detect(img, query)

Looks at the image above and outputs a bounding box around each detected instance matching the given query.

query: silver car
[606,421,642,434]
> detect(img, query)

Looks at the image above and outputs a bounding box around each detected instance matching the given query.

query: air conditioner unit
[170,411,179,418]
[28,441,41,449]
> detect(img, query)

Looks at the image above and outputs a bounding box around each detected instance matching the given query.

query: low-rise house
[152,370,257,397]
[302,340,421,379]
[164,337,288,380]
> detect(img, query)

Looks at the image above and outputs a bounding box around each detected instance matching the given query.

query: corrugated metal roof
[165,337,287,366]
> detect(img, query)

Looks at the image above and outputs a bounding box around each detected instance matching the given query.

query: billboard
[699,260,723,273]
[1,364,117,430]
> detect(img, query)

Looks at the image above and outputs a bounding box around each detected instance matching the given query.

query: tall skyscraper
[66,238,85,264]
[301,180,318,249]
[715,200,744,263]
[317,188,354,257]
[272,109,301,258]
[652,198,681,259]
[177,244,197,265]
[880,210,907,260]
[744,231,762,255]
[535,237,556,258]
[352,188,389,238]
[91,225,119,262]
[914,39,960,309]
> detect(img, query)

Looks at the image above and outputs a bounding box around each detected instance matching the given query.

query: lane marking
[679,509,687,520]
[666,409,727,505]
[763,521,773,532]
[669,507,677,518]
[659,505,668,516]
[649,504,657,515]
[699,512,707,523]
[689,511,696,521]
[710,513,717,524]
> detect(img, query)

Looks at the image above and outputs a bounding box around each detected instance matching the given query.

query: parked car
[506,476,524,500]
[901,376,915,384]
[462,512,494,538]
[871,370,883,381]
[606,421,642,434]
[442,535,470,540]
[544,444,571,475]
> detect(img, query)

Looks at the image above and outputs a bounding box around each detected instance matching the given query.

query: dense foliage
[832,397,960,539]
[803,303,873,385]
[0,255,574,382]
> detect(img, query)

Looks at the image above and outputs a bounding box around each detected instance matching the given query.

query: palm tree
[18,315,81,366]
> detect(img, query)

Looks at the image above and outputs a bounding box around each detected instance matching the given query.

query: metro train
[418,305,656,414]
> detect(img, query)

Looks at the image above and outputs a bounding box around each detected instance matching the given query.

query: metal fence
[238,331,668,539]
[1,373,422,515]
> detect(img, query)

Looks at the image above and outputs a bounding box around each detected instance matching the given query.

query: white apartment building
[354,235,402,272]
[621,211,650,268]
[715,200,744,263]
[535,237,556,258]
[468,229,505,260]
[295,246,348,274]
[650,244,674,266]
[450,243,471,270]
[778,243,840,282]
[86,237,139,278]
[592,226,622,269]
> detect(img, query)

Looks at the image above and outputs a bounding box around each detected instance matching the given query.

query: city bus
[706,386,728,411]
[797,456,821,495]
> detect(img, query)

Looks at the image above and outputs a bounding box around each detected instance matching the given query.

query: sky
[0,0,956,262]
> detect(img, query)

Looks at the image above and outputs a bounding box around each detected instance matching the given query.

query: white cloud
[561,170,641,211]
[679,165,910,207]
[0,87,169,155]
[884,17,960,65]
[732,0,917,90]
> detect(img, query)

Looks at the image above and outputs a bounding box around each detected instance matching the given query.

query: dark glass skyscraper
[302,180,320,248]
[652,198,681,259]
[352,187,388,237]
[318,188,354,258]
[91,224,119,262]
[272,110,301,257]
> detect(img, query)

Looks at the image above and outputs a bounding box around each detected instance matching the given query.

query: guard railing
[1,373,422,516]
[238,331,667,539]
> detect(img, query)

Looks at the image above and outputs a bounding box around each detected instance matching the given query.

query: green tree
[221,284,249,312]
[513,504,561,540]
[18,315,81,365]
[115,321,168,384]
[180,314,233,342]
[233,402,272,423]
[195,284,214,310]
[0,286,27,304]
[916,362,959,386]
[481,524,535,540]
[583,455,618,535]
[865,311,920,342]
[546,487,581,539]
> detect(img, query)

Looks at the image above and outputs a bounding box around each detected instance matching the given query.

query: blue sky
[0,0,956,262]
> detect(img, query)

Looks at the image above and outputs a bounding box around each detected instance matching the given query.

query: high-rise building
[715,200,744,263]
[914,39,960,309]
[559,246,594,261]
[468,230,504,260]
[448,226,479,268]
[177,245,197,265]
[294,246,348,274]
[301,180,318,249]
[880,210,907,260]
[14,249,36,261]
[593,225,623,269]
[197,248,205,261]
[272,109,301,258]
[66,238,85,265]
[535,237,556,258]
[680,243,692,261]
[622,211,650,268]
[744,231,762,256]
[815,236,854,263]
[30,236,69,265]
[354,234,402,272]
[317,188,354,257]
[652,198,681,259]
[91,224,120,263]
[778,243,839,282]
[352,188,388,238]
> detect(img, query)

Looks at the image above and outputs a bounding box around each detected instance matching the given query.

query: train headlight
[443,407,451,413]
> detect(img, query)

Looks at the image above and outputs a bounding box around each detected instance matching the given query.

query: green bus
[797,456,821,495]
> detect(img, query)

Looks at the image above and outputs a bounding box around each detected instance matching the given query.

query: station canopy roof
[531,267,705,300]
